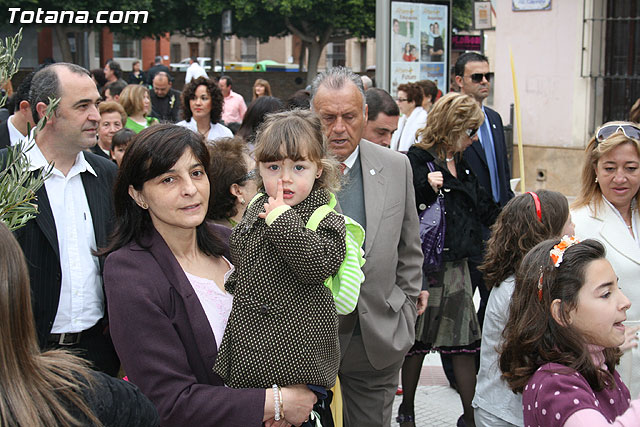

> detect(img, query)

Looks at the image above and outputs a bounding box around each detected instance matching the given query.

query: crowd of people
[0,53,639,427]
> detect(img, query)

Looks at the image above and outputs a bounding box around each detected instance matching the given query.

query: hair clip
[526,191,542,222]
[549,235,580,267]
[538,267,544,301]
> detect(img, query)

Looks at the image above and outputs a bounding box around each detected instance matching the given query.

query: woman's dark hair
[397,82,423,106]
[416,79,438,104]
[111,127,136,149]
[101,124,225,257]
[207,137,252,220]
[236,96,284,143]
[180,76,224,124]
[479,190,569,290]
[285,90,311,110]
[499,238,620,394]
[91,68,107,89]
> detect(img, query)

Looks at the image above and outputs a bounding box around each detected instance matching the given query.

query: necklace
[445,157,454,162]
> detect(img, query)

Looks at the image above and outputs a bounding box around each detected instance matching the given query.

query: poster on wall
[390,1,449,97]
[512,0,551,11]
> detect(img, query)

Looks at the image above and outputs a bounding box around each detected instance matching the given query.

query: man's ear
[550,298,572,326]
[364,103,368,123]
[455,75,464,88]
[35,102,49,123]
[18,100,30,114]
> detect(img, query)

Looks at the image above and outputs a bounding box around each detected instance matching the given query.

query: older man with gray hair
[311,67,423,426]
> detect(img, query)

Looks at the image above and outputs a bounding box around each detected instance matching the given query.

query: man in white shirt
[185,56,208,84]
[0,72,35,149]
[9,63,120,375]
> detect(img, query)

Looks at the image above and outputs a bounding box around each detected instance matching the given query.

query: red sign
[451,35,482,51]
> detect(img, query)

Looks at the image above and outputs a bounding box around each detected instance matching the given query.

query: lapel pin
[370,169,376,175]
[465,169,470,175]
[492,124,496,129]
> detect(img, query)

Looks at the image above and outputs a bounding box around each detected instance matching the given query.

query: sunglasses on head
[596,123,640,143]
[465,128,478,138]
[466,72,494,83]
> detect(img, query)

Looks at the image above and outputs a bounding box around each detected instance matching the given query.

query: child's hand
[259,179,287,219]
[620,325,640,352]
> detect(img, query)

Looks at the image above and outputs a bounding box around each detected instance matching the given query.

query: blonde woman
[252,78,272,101]
[119,84,158,133]
[571,121,640,395]
[401,92,500,427]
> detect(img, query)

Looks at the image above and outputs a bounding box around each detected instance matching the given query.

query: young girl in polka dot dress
[500,237,640,426]
[213,109,345,418]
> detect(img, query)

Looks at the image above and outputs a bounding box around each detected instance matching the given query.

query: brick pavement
[392,354,463,426]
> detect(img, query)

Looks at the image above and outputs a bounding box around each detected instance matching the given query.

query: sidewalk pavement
[392,352,462,426]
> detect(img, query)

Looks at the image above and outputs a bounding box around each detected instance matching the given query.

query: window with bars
[327,42,346,68]
[583,0,639,125]
[241,38,257,62]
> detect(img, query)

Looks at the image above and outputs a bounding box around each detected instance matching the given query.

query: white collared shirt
[7,115,27,146]
[341,145,360,175]
[602,196,640,245]
[25,143,104,333]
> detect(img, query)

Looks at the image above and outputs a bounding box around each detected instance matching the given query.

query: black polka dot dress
[213,188,346,389]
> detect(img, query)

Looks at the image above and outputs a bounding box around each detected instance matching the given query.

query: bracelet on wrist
[272,384,281,421]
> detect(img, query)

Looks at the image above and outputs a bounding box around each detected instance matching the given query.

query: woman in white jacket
[390,82,427,153]
[571,121,640,395]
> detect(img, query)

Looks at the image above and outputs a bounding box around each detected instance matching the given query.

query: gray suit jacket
[339,139,423,369]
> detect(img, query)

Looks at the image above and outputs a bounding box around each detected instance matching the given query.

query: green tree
[232,0,375,84]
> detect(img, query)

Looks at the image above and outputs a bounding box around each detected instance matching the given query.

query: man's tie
[340,163,347,175]
[479,119,501,203]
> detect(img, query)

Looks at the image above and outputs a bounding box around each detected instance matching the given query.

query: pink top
[221,90,247,124]
[523,345,640,426]
[184,261,234,350]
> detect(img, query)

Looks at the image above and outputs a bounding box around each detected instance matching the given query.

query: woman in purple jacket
[102,124,316,426]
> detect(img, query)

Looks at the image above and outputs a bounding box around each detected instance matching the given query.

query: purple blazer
[104,223,264,426]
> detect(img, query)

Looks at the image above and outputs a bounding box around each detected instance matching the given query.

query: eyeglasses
[465,72,494,83]
[466,128,478,138]
[596,123,640,143]
[396,97,408,102]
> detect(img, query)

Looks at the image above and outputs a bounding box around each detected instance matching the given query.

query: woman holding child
[102,124,316,426]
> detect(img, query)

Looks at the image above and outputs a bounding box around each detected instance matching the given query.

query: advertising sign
[390,1,449,96]
[512,0,551,11]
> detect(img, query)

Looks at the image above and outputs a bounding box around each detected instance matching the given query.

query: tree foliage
[231,0,375,83]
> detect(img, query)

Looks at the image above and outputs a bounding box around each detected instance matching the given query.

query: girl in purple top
[500,238,640,426]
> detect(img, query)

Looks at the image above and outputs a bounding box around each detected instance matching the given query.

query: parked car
[170,57,221,72]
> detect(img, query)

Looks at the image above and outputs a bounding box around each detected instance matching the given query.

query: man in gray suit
[311,67,423,426]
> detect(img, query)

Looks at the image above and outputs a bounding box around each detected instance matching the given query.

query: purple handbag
[419,162,446,273]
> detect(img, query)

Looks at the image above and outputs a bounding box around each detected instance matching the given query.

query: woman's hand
[417,290,429,315]
[620,325,640,352]
[427,171,443,193]
[281,384,317,426]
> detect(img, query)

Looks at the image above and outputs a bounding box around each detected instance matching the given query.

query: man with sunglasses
[455,52,514,331]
